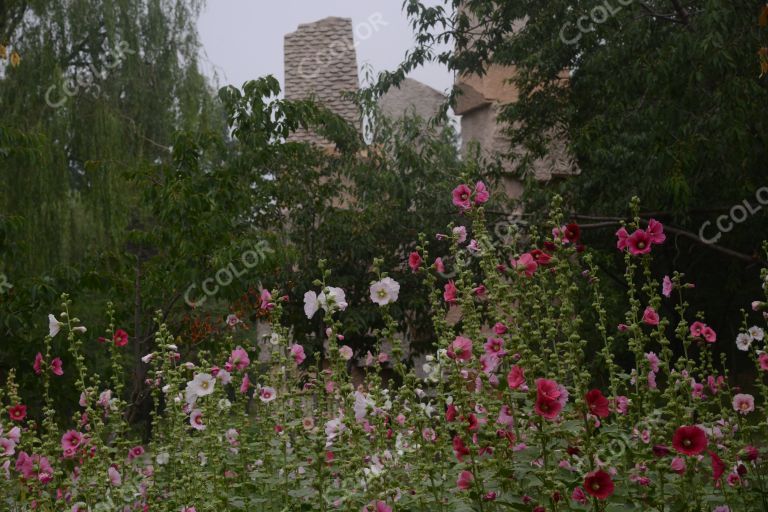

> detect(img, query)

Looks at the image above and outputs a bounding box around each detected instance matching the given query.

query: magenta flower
[448,336,473,361]
[290,344,306,365]
[474,181,490,205]
[510,253,537,277]
[507,365,525,389]
[61,430,83,457]
[228,346,250,371]
[616,227,629,250]
[645,352,660,373]
[627,229,653,255]
[457,470,474,490]
[646,218,666,244]
[408,251,422,272]
[452,184,472,210]
[50,357,63,376]
[443,280,458,304]
[690,321,717,342]
[33,353,44,375]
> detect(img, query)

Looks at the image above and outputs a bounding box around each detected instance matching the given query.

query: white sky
[197,0,454,95]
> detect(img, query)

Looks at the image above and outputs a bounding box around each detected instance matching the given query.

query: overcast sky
[197,0,453,95]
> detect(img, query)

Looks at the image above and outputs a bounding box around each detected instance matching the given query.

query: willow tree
[0,0,222,413]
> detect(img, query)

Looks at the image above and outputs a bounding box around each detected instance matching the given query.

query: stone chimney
[284,17,361,145]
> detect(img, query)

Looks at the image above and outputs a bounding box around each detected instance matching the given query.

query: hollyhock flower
[452,436,470,462]
[108,466,121,486]
[691,380,705,399]
[61,430,83,457]
[647,371,657,389]
[446,404,458,422]
[627,229,653,255]
[189,409,205,430]
[759,353,768,371]
[493,322,507,335]
[564,223,581,243]
[480,353,500,374]
[510,253,537,277]
[732,393,755,415]
[127,445,145,461]
[529,249,552,266]
[474,181,489,205]
[452,226,467,243]
[259,386,277,403]
[483,337,505,356]
[497,405,515,427]
[0,437,16,456]
[228,347,250,371]
[452,184,472,210]
[535,395,563,420]
[240,375,251,396]
[113,329,129,347]
[33,352,45,375]
[646,218,666,244]
[652,445,670,457]
[443,280,458,303]
[434,257,445,273]
[536,378,562,402]
[289,344,306,365]
[662,275,673,297]
[707,375,724,394]
[645,352,660,373]
[616,227,630,250]
[8,405,26,422]
[408,251,422,272]
[672,425,708,455]
[48,314,61,337]
[736,333,752,351]
[749,326,765,340]
[642,306,660,326]
[457,470,474,490]
[370,277,400,306]
[710,451,726,482]
[362,501,391,512]
[571,486,588,505]
[50,357,63,376]
[585,389,610,418]
[448,336,473,361]
[583,470,614,500]
[690,321,716,342]
[303,291,320,319]
[339,345,353,360]
[742,445,759,461]
[187,373,215,399]
[216,368,232,385]
[614,396,629,414]
[225,314,240,327]
[259,289,274,310]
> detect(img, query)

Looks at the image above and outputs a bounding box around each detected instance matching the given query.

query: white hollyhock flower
[48,314,61,338]
[186,373,215,404]
[369,277,400,306]
[736,333,752,351]
[303,291,320,319]
[156,452,169,465]
[748,326,764,341]
[319,286,348,312]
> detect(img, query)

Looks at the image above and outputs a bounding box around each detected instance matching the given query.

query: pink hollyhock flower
[228,346,250,371]
[732,393,755,415]
[453,226,467,243]
[108,466,121,486]
[646,218,666,244]
[510,253,537,277]
[33,353,44,375]
[457,470,474,490]
[691,380,705,399]
[50,357,63,376]
[614,396,629,414]
[483,337,505,356]
[434,257,445,273]
[616,227,630,250]
[627,229,653,255]
[443,280,458,304]
[422,428,437,442]
[535,379,566,420]
[507,365,525,389]
[8,404,26,422]
[645,352,660,373]
[239,374,250,394]
[571,486,589,505]
[289,344,306,365]
[127,445,145,461]
[497,405,515,427]
[690,321,716,342]
[759,353,768,371]
[408,251,421,272]
[339,345,354,360]
[617,323,629,332]
[362,501,391,512]
[113,329,129,347]
[707,375,724,394]
[61,430,83,457]
[448,336,473,361]
[474,181,489,205]
[189,409,205,430]
[647,371,657,389]
[0,438,15,456]
[452,184,472,210]
[479,353,500,374]
[493,322,507,335]
[662,275,673,297]
[259,289,274,310]
[642,306,660,326]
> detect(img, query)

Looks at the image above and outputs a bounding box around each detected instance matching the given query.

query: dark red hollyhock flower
[565,223,581,243]
[530,249,552,265]
[585,389,610,418]
[543,241,557,253]
[672,426,708,456]
[737,463,748,477]
[652,445,670,457]
[446,404,458,422]
[566,446,582,456]
[709,451,726,482]
[8,404,26,422]
[742,445,760,462]
[583,470,615,500]
[113,329,129,347]
[452,436,470,462]
[467,413,479,431]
